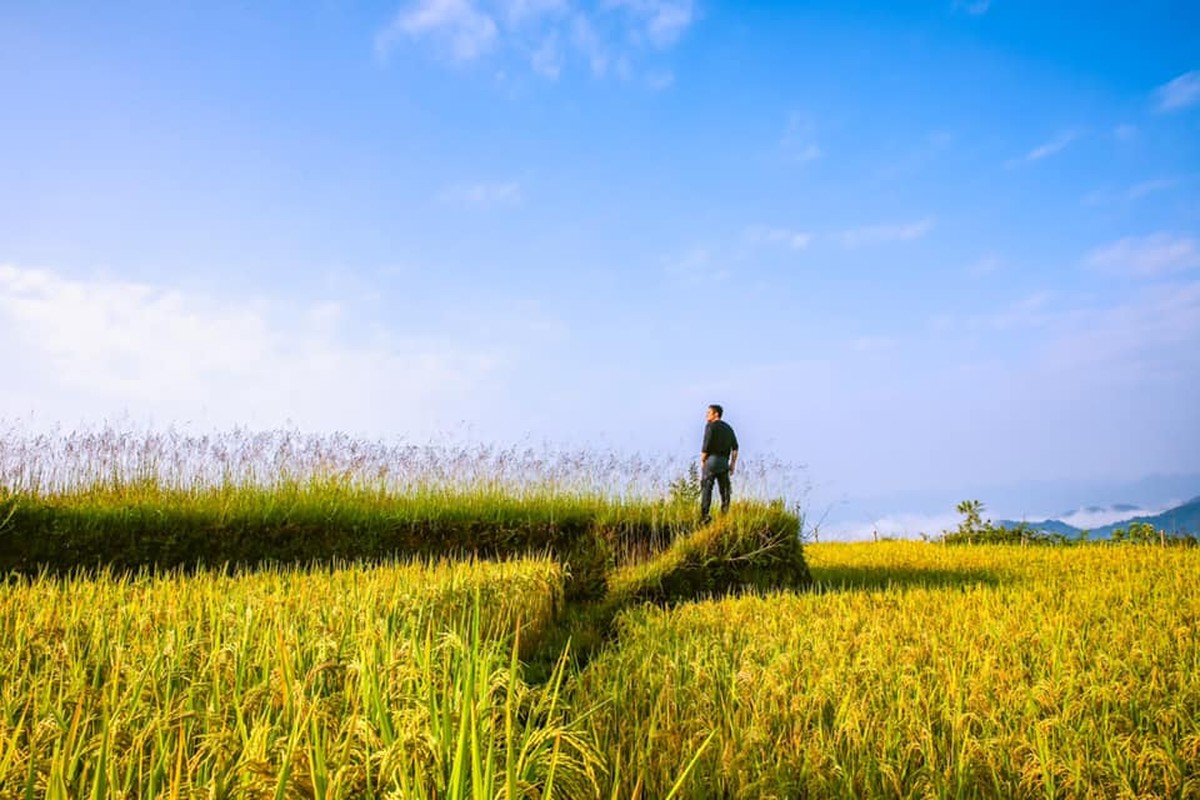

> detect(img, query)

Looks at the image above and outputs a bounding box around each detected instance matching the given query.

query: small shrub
[605,506,812,606]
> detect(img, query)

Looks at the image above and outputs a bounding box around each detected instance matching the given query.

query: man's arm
[729,449,737,475]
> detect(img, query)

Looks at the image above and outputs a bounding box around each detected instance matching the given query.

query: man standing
[700,404,738,522]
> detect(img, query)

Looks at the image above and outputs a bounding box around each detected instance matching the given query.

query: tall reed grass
[0,423,804,504]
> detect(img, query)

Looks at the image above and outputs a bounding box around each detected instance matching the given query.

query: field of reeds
[1,426,1197,798]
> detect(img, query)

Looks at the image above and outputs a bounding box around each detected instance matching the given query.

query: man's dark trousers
[700,455,731,520]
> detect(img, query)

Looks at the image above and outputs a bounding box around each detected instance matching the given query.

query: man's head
[706,404,723,422]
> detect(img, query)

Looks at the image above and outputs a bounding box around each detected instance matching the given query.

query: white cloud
[939,280,1200,385]
[645,70,675,90]
[529,33,563,78]
[966,254,1003,275]
[826,511,961,542]
[1007,131,1078,167]
[836,218,935,247]
[1084,233,1200,277]
[569,13,610,76]
[780,115,822,164]
[377,0,695,80]
[1154,70,1200,112]
[952,0,990,15]
[0,264,502,435]
[606,0,696,47]
[1058,505,1165,530]
[503,0,568,26]
[845,505,1168,538]
[1127,177,1181,200]
[745,225,813,250]
[664,246,728,283]
[439,180,523,207]
[933,291,1055,336]
[970,291,1054,331]
[1036,281,1200,380]
[377,0,498,62]
[849,336,896,353]
[1083,177,1182,206]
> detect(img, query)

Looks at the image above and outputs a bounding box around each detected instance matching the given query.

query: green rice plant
[0,556,607,798]
[575,542,1200,799]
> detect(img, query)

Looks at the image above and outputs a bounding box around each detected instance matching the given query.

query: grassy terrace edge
[0,481,811,602]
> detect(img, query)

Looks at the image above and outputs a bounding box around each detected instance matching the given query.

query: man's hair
[708,404,724,418]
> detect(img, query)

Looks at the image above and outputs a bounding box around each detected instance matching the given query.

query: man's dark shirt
[702,419,738,458]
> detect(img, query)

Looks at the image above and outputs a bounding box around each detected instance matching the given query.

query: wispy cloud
[606,0,696,48]
[376,0,498,62]
[645,70,675,90]
[1083,176,1183,206]
[504,0,568,26]
[1084,233,1200,278]
[1154,70,1200,112]
[1007,131,1078,167]
[953,0,991,16]
[745,225,813,250]
[966,254,1003,276]
[528,32,563,78]
[439,180,523,207]
[970,291,1055,331]
[1035,281,1200,380]
[836,218,935,248]
[849,336,896,353]
[1128,176,1182,200]
[1058,504,1167,530]
[377,0,697,79]
[569,13,610,75]
[664,246,728,283]
[1114,123,1138,142]
[780,114,822,164]
[927,291,1053,337]
[828,510,961,541]
[934,281,1200,406]
[0,264,502,433]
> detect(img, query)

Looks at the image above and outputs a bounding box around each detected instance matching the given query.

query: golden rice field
[0,558,600,800]
[1,540,1197,799]
[576,542,1200,799]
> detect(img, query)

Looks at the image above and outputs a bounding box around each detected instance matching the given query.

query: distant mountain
[1088,496,1200,539]
[998,496,1200,540]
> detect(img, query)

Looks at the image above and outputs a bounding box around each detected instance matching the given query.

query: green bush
[605,505,812,605]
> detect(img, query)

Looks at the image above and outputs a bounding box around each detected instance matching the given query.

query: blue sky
[2,1,1198,536]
